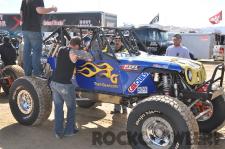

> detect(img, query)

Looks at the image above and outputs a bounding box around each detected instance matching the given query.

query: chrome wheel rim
[17,90,33,115]
[196,100,214,122]
[141,116,174,149]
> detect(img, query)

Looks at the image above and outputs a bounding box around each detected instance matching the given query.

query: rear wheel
[127,95,199,149]
[2,65,24,95]
[9,77,52,126]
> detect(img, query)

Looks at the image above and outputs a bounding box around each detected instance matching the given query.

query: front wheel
[127,95,199,149]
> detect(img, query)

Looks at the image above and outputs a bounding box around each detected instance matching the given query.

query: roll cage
[43,25,148,59]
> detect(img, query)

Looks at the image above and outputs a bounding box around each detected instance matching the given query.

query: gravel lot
[1,63,225,149]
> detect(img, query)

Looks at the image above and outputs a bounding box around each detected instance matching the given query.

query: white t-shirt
[166,45,191,59]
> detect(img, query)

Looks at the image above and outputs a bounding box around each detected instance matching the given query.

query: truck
[0,11,117,32]
[134,24,172,55]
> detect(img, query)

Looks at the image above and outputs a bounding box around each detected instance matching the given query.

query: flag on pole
[209,11,222,24]
[150,14,159,24]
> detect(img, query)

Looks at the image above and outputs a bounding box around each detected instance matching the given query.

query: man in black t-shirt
[50,37,92,139]
[20,0,57,76]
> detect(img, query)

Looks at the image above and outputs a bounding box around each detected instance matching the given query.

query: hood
[118,52,204,73]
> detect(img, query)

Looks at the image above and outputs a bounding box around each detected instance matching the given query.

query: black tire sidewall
[127,101,192,149]
[9,79,40,125]
[198,95,225,133]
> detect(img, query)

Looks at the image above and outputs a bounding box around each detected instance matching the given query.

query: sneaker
[64,129,79,137]
[55,133,63,139]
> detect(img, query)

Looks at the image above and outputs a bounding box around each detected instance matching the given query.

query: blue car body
[47,53,183,96]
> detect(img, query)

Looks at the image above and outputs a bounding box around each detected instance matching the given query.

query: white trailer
[169,33,216,59]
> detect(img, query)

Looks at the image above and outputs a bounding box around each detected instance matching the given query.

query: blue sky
[0,0,225,28]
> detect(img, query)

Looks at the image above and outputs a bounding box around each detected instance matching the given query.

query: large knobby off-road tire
[127,95,199,149]
[198,95,225,133]
[2,65,24,95]
[9,76,52,126]
[76,92,96,108]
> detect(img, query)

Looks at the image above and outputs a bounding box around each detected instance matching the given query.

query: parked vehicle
[9,26,225,149]
[0,12,117,32]
[134,25,172,55]
[169,33,217,59]
[212,34,225,61]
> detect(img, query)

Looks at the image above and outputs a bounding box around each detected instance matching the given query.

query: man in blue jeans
[50,37,92,139]
[20,0,57,76]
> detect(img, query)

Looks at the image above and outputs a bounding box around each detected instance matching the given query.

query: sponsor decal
[79,19,92,26]
[77,62,119,84]
[120,64,139,71]
[137,86,148,94]
[128,72,150,93]
[43,19,65,26]
[94,82,118,88]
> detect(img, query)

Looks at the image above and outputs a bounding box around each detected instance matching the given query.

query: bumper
[182,64,224,101]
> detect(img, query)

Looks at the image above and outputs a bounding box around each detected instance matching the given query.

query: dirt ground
[1,64,225,149]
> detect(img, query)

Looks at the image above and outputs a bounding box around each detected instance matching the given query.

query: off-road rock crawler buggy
[9,26,225,149]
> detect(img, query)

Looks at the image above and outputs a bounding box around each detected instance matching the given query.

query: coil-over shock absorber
[162,74,171,96]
